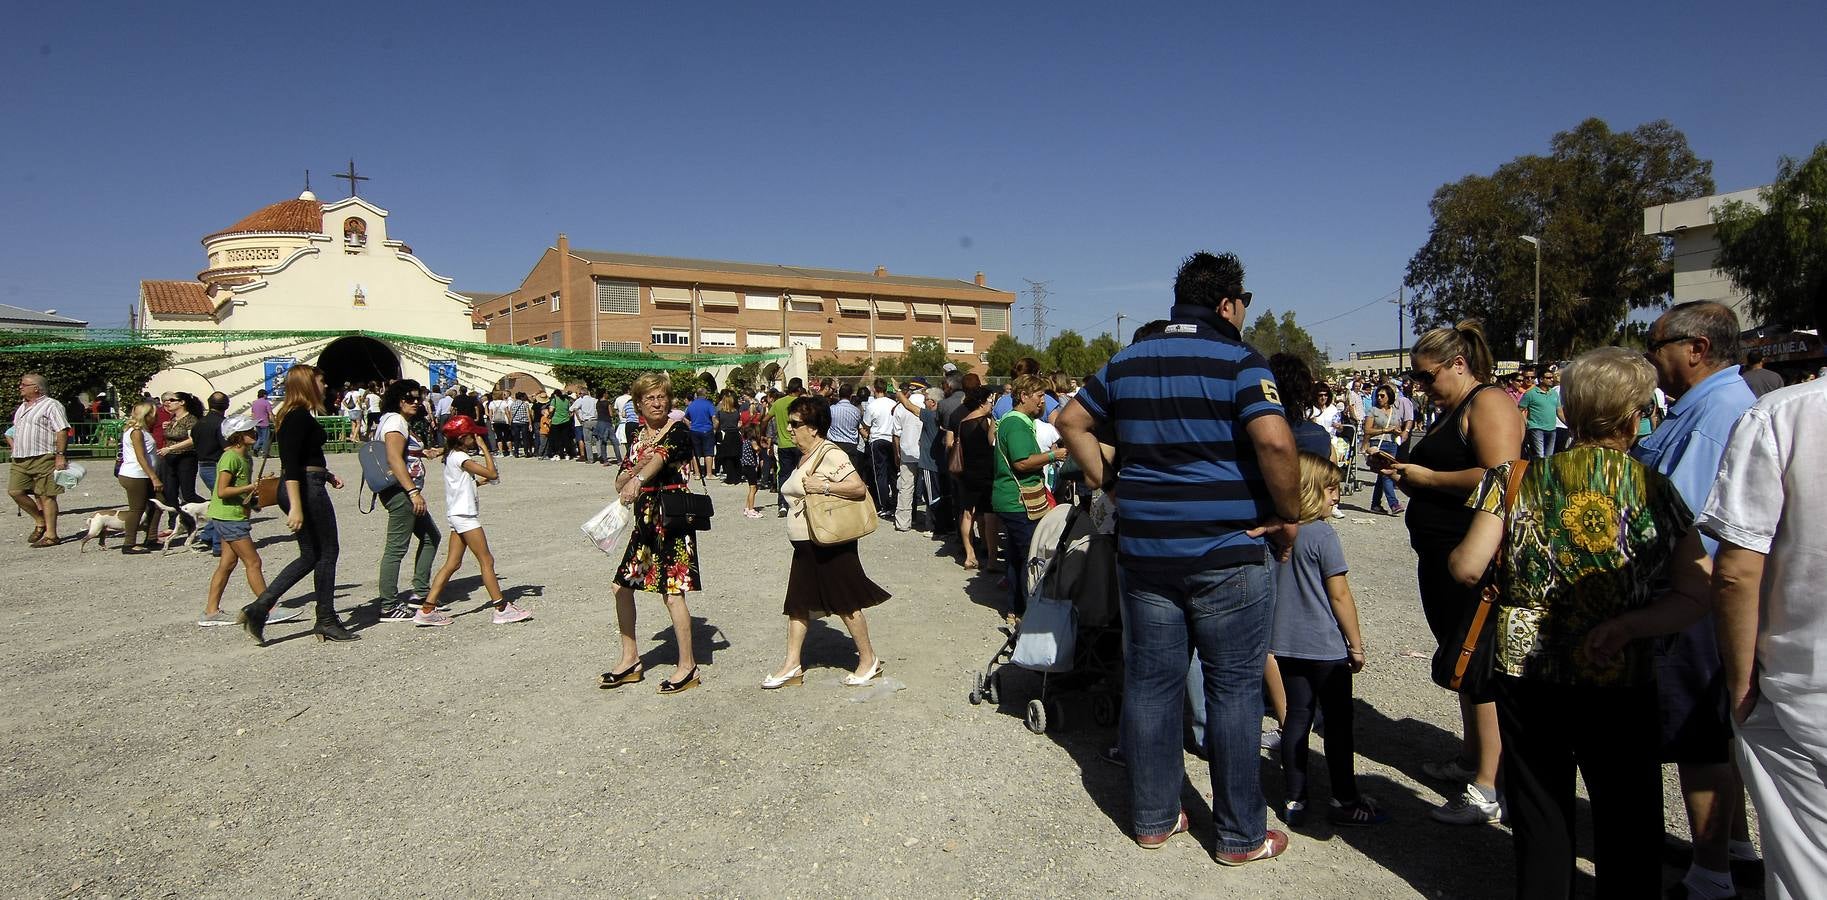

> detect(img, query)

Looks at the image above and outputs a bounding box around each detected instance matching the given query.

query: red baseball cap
[441,414,487,438]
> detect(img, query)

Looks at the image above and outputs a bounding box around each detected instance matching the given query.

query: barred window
[597,279,639,315]
[980,305,1009,332]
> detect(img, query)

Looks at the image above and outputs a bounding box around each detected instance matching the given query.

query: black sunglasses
[787,419,806,428]
[1407,362,1448,386]
[1645,334,1698,354]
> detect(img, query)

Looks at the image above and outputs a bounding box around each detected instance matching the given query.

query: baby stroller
[967,500,1123,735]
[1333,422,1363,495]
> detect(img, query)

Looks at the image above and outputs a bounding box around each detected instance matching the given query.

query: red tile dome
[205,196,324,240]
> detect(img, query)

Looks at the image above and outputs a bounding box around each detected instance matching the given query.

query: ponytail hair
[1412,319,1496,384]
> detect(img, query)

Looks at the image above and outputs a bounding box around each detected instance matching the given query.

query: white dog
[80,498,211,553]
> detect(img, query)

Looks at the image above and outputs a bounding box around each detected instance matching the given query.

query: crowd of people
[8,246,1827,895]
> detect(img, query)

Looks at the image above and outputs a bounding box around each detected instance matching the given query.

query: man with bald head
[1634,300,1762,899]
[8,372,69,547]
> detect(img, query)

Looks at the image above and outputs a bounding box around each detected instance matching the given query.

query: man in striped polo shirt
[9,372,71,547]
[1059,251,1301,866]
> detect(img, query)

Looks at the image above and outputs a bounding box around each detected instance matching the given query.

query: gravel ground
[1,453,1758,898]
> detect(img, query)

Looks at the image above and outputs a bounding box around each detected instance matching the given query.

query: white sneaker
[1331,507,1347,519]
[1260,729,1283,751]
[412,609,454,627]
[491,603,533,625]
[1429,785,1502,825]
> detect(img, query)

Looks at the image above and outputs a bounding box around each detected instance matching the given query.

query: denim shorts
[214,519,252,542]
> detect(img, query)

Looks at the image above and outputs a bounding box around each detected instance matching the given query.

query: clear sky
[3,1,1821,357]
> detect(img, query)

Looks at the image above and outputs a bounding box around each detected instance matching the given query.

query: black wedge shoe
[313,618,360,642]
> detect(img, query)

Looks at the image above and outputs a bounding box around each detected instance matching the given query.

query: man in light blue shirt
[1632,301,1761,899]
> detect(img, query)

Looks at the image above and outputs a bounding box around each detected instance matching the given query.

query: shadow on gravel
[640,615,730,669]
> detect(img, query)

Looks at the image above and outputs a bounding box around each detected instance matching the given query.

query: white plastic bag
[581,500,634,555]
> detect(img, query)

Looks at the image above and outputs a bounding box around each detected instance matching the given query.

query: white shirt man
[8,373,69,544]
[435,392,455,420]
[889,385,927,532]
[1698,378,1827,900]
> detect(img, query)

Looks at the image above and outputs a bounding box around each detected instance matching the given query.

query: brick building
[476,235,1017,366]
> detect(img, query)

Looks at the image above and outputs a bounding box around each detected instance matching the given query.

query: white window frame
[746,330,782,349]
[597,279,639,315]
[980,305,1009,332]
[744,292,781,311]
[836,333,869,352]
[788,294,823,313]
[550,291,560,312]
[947,338,974,355]
[788,331,823,350]
[874,335,905,353]
[650,327,691,347]
[699,328,737,348]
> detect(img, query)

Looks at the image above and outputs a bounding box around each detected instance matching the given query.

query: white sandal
[843,660,883,686]
[761,665,804,690]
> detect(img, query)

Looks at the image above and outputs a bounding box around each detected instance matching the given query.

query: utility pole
[1115,313,1127,348]
[1394,286,1406,372]
[1023,279,1051,347]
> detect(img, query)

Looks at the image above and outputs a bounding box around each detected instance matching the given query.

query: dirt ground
[1,452,1758,898]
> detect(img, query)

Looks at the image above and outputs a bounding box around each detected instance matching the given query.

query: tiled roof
[205,197,324,240]
[460,292,505,327]
[572,249,1006,295]
[141,280,213,316]
[0,303,87,327]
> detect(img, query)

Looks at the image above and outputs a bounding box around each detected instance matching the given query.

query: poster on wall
[264,358,296,399]
[428,360,458,392]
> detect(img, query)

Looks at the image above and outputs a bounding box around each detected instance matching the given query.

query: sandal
[658,667,700,695]
[30,536,60,549]
[600,662,644,688]
[27,525,45,543]
[962,560,980,570]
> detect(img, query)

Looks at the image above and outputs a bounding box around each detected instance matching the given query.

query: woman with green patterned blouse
[1448,347,1714,900]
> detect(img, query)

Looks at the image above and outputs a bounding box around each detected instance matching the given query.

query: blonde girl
[1269,452,1384,828]
[200,417,265,626]
[416,418,530,626]
[115,401,163,553]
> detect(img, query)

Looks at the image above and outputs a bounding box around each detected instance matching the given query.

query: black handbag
[657,489,714,532]
[1430,461,1528,694]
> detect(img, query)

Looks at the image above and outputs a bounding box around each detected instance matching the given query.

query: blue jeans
[1526,428,1557,460]
[253,426,271,457]
[1121,557,1273,852]
[196,462,220,550]
[776,447,802,513]
[1000,511,1037,616]
[593,421,615,461]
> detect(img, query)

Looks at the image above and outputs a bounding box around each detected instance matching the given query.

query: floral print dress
[1468,447,1692,687]
[614,423,701,596]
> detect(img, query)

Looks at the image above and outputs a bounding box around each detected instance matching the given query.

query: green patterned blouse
[1466,447,1692,687]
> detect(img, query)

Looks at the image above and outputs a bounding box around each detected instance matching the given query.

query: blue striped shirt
[1074,305,1282,572]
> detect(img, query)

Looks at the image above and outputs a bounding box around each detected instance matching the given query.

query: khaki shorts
[6,454,63,497]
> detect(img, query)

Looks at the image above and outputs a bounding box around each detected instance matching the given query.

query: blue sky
[2,1,1821,356]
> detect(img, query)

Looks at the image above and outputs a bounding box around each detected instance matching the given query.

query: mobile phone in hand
[1367,449,1397,470]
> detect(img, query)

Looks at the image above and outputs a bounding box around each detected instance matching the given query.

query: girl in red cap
[417,414,532,626]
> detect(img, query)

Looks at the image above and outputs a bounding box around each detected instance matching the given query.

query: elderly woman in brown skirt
[763,394,889,689]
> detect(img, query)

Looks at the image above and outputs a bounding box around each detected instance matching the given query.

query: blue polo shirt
[1631,367,1755,555]
[685,397,716,433]
[1074,304,1283,572]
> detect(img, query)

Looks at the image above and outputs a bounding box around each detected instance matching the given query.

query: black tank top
[1404,384,1493,552]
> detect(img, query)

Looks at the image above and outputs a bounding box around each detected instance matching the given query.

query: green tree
[1084,333,1121,373]
[1242,309,1328,374]
[984,334,1037,377]
[1405,118,1715,359]
[0,334,172,404]
[1042,330,1092,376]
[900,337,948,376]
[808,356,869,378]
[1714,142,1827,329]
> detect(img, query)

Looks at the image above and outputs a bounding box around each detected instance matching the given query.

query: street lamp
[1518,235,1541,363]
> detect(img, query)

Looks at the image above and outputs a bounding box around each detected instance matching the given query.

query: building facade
[137,189,550,409]
[1643,186,1768,322]
[477,235,1017,367]
[0,304,87,332]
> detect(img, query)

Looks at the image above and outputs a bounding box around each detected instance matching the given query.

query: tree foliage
[899,337,949,376]
[1242,310,1329,375]
[1086,333,1121,371]
[808,356,869,378]
[1714,141,1827,329]
[1405,118,1715,359]
[0,335,172,403]
[984,334,1038,377]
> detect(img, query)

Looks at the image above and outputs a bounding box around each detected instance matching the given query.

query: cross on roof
[333,158,368,197]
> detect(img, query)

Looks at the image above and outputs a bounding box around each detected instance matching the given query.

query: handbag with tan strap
[1433,460,1530,693]
[802,443,877,546]
[253,441,280,511]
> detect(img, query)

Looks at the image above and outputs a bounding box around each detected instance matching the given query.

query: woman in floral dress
[1448,348,1713,899]
[602,372,704,695]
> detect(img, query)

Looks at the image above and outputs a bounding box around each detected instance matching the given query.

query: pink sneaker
[492,603,533,625]
[743,508,762,519]
[412,609,454,627]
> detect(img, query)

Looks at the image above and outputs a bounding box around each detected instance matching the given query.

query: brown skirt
[784,539,891,618]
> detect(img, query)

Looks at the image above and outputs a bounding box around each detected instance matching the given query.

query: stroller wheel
[985,671,1001,705]
[1025,699,1049,734]
[969,671,986,705]
[1092,694,1118,727]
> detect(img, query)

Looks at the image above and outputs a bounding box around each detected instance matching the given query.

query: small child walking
[741,421,769,518]
[416,415,532,626]
[199,416,266,626]
[1270,452,1387,828]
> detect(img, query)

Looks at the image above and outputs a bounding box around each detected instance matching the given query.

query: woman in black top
[714,391,742,483]
[156,392,205,531]
[1373,320,1521,822]
[240,364,356,644]
[953,385,999,571]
